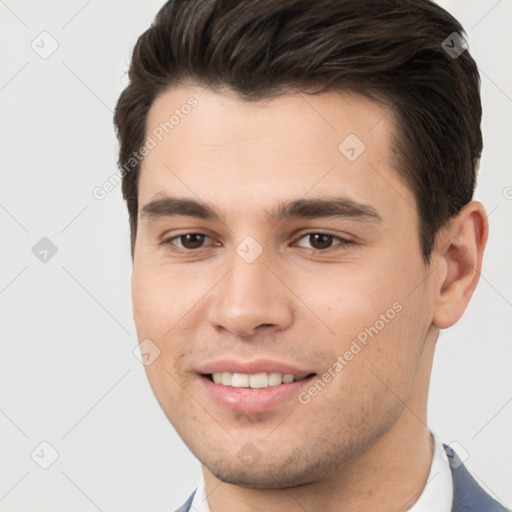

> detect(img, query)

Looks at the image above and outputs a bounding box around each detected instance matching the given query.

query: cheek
[132,266,196,416]
[131,262,209,383]
[297,249,430,365]
[292,263,403,339]
[132,269,164,337]
[131,262,192,338]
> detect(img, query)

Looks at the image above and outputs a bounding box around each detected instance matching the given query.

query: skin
[131,85,488,511]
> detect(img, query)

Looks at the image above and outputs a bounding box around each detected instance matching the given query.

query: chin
[202,449,338,490]
[208,465,314,490]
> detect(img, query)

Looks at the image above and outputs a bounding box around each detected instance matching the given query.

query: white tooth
[221,372,233,386]
[231,373,250,388]
[268,372,283,386]
[249,372,269,388]
[216,371,297,387]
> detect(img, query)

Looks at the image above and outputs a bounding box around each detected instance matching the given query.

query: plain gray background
[0,1,510,510]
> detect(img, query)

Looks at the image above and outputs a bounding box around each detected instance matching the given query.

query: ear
[432,201,489,329]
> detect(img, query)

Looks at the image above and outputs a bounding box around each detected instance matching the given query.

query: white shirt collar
[190,433,453,512]
[408,433,453,512]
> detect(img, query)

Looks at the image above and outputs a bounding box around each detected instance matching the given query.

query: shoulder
[446,445,510,512]
[174,489,196,512]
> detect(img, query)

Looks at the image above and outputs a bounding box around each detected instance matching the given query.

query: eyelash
[160,231,355,253]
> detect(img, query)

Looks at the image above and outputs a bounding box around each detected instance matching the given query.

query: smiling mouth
[204,371,316,389]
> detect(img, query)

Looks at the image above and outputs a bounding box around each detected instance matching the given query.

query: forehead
[143,85,393,159]
[138,85,412,224]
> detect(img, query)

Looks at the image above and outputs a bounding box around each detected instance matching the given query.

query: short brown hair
[114,0,482,263]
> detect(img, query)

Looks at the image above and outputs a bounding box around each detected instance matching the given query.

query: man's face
[132,86,438,488]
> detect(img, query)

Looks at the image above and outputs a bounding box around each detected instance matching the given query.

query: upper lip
[196,359,315,379]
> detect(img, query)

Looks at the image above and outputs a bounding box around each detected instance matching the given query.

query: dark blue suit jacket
[175,446,509,512]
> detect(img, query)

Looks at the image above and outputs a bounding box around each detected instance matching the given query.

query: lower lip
[199,375,315,414]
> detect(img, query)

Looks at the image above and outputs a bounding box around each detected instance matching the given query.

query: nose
[207,250,294,338]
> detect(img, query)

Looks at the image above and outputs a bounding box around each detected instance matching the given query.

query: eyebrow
[140,195,383,224]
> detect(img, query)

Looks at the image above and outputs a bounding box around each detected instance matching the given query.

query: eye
[294,232,354,251]
[162,233,215,251]
[161,231,354,253]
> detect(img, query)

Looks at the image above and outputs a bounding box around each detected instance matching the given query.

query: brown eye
[295,232,353,251]
[176,233,207,249]
[162,233,212,251]
[308,234,334,250]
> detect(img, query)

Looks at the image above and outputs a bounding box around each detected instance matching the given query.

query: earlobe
[433,201,488,329]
